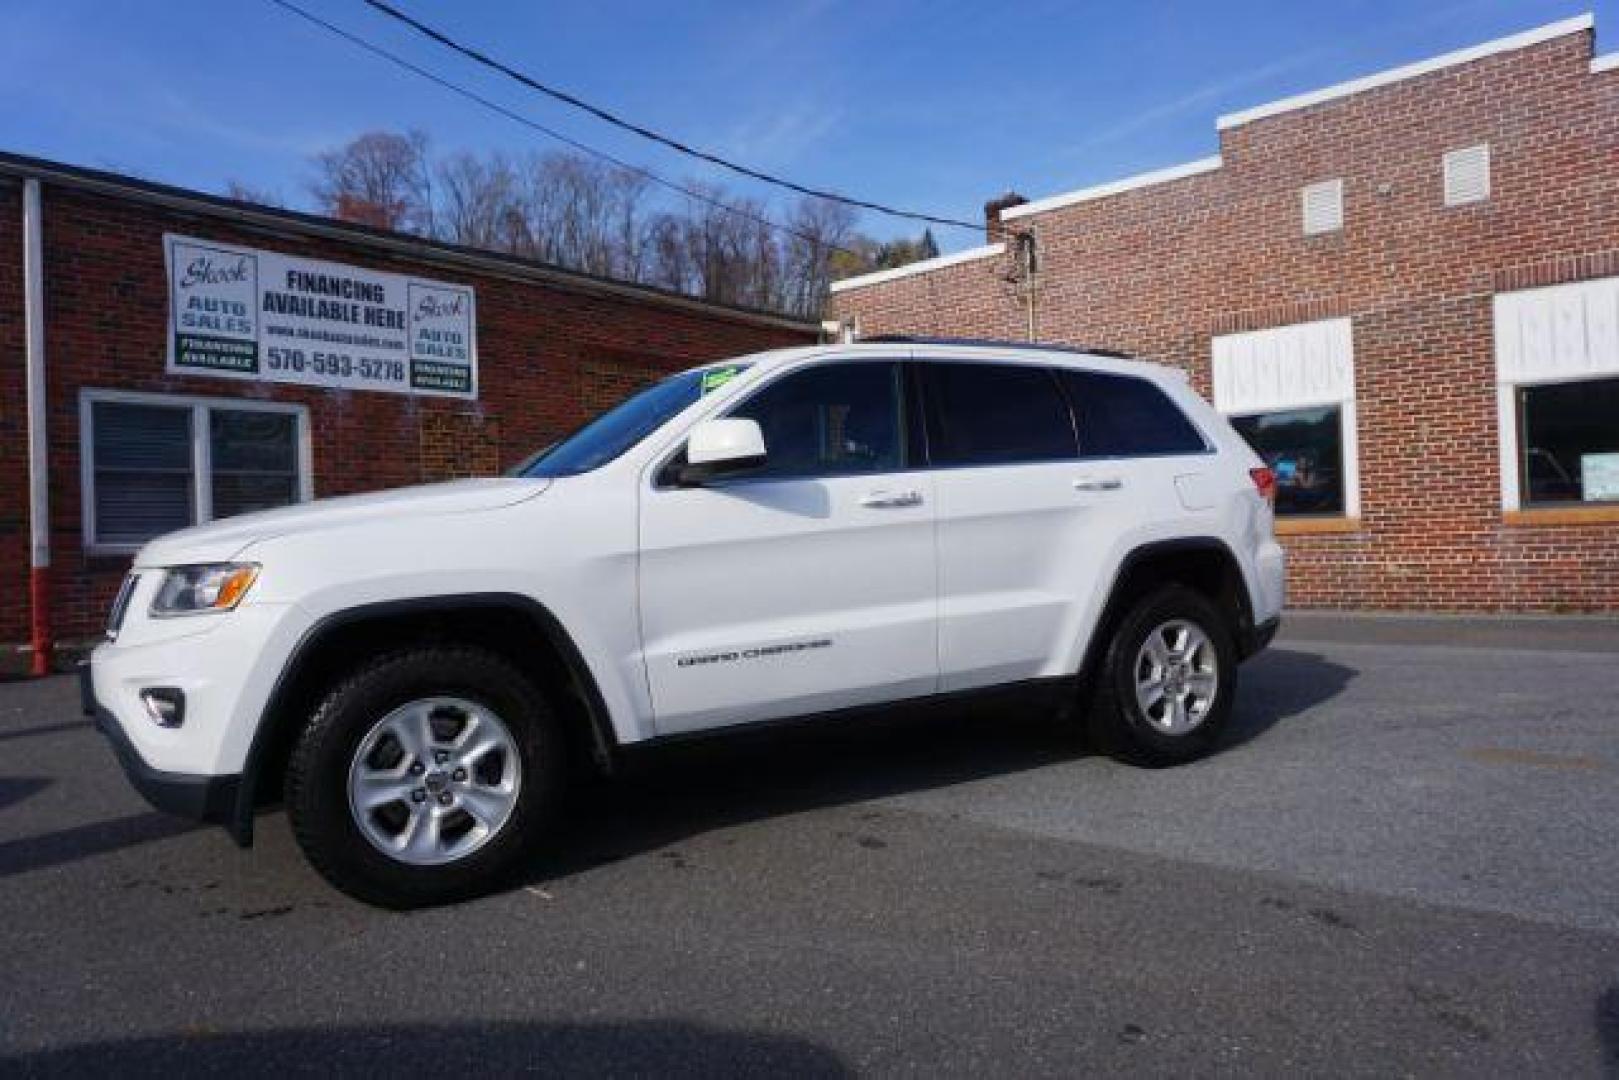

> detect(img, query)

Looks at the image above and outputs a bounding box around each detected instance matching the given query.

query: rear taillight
[1249,467,1277,507]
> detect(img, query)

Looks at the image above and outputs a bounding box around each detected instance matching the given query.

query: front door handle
[1073,477,1123,492]
[859,489,923,509]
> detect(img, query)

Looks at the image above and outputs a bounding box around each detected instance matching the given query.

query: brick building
[830,15,1619,612]
[0,153,815,671]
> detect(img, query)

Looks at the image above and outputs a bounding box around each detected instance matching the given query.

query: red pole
[29,566,51,677]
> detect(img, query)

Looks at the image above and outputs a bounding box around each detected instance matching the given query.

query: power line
[265,0,865,260]
[356,0,983,233]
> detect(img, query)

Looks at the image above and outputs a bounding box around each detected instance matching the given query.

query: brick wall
[0,178,811,658]
[832,27,1619,612]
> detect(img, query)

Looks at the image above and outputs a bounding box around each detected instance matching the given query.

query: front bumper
[81,661,241,823]
[1244,615,1281,659]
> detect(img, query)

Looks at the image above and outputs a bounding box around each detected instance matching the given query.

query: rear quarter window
[1058,369,1207,458]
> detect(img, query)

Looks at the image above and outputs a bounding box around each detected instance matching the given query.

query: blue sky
[0,1,1610,252]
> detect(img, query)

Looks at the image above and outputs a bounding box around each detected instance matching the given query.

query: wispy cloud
[719,100,843,171]
[714,0,846,73]
[1062,0,1494,156]
[148,90,333,158]
[1066,52,1325,153]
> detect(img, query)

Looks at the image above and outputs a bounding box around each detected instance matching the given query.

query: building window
[1301,179,1343,235]
[82,391,310,553]
[1443,144,1490,206]
[1212,317,1360,520]
[210,409,302,518]
[1494,275,1619,516]
[1517,376,1619,505]
[1230,407,1345,515]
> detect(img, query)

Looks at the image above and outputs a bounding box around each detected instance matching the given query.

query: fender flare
[228,592,618,846]
[1078,536,1260,682]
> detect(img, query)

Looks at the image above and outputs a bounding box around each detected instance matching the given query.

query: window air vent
[1302,179,1344,235]
[1443,144,1490,206]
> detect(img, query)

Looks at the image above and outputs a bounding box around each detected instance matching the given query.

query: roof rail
[860,335,1135,359]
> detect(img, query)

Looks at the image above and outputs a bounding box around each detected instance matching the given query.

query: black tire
[1086,584,1237,767]
[285,646,562,908]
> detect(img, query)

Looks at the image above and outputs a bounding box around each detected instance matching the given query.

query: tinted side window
[922,362,1077,466]
[727,362,904,479]
[1059,370,1207,457]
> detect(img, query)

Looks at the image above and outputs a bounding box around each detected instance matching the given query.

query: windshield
[516,363,749,478]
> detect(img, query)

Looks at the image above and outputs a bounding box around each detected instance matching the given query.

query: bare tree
[298,129,865,316]
[224,180,284,208]
[644,211,696,294]
[664,185,789,311]
[310,130,434,234]
[784,197,858,318]
[435,151,522,250]
[511,153,652,280]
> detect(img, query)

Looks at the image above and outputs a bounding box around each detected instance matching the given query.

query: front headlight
[150,563,261,616]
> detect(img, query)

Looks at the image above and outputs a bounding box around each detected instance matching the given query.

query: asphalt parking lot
[3,614,1618,1076]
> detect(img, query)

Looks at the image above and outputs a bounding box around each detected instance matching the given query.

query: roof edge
[828,242,1005,294]
[1593,51,1619,73]
[1216,13,1594,130]
[1000,156,1223,221]
[0,150,818,334]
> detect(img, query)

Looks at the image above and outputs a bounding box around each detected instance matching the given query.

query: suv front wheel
[286,646,562,907]
[1087,584,1237,766]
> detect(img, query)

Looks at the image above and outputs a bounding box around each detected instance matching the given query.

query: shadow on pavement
[0,649,1351,886]
[532,646,1353,885]
[0,720,93,745]
[0,777,51,815]
[0,811,197,880]
[1225,646,1356,747]
[1,1019,850,1077]
[1598,985,1619,1076]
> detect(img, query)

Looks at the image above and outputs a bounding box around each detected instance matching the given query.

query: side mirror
[677,418,767,486]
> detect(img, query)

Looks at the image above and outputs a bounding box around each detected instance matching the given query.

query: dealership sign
[164,234,477,398]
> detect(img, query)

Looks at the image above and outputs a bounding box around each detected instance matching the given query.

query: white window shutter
[1443,144,1490,206]
[1301,179,1343,235]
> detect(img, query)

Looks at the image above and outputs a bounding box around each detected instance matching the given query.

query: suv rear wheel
[1087,584,1237,766]
[286,646,562,907]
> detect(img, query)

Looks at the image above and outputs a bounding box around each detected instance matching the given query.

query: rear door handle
[1073,477,1123,492]
[859,489,923,508]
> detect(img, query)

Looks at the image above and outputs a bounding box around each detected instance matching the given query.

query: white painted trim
[1341,395,1362,521]
[1217,13,1594,130]
[1000,157,1223,221]
[1494,276,1619,385]
[828,243,1004,294]
[1497,383,1521,512]
[23,180,48,572]
[193,400,212,525]
[1593,52,1619,73]
[80,388,313,555]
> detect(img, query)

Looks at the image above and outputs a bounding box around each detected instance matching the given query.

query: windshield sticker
[700,366,742,395]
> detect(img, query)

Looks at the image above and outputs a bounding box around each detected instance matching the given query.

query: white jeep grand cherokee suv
[84,339,1284,907]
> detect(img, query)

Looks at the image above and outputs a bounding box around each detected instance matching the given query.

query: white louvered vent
[1301,179,1344,235]
[1443,144,1490,206]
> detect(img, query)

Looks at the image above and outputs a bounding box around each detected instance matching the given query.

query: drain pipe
[23,178,51,676]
